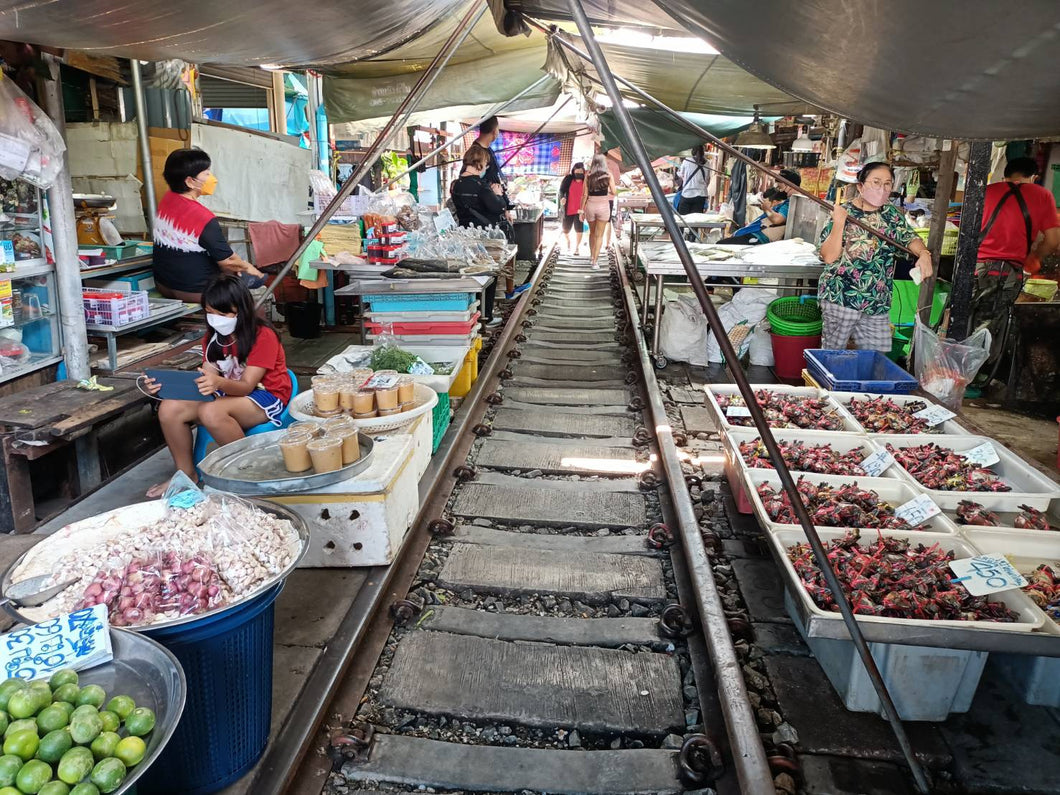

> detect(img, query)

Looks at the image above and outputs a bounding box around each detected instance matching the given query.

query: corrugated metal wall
[200,76,268,108]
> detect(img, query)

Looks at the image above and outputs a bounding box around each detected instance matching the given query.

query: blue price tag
[0,605,112,681]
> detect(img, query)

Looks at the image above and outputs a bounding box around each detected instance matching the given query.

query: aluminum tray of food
[3,497,308,631]
[722,427,896,480]
[829,391,972,436]
[199,429,374,494]
[876,434,1060,511]
[770,527,1044,632]
[946,499,1060,533]
[705,385,861,433]
[744,469,961,535]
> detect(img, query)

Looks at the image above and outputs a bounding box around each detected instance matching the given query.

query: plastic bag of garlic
[11,487,302,628]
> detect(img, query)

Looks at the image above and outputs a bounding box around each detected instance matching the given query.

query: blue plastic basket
[803,349,918,393]
[366,292,474,313]
[136,583,283,795]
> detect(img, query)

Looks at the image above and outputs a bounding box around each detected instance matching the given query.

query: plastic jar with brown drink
[307,435,343,473]
[288,421,323,438]
[313,380,341,415]
[396,375,415,406]
[278,430,313,473]
[350,390,375,415]
[334,425,361,464]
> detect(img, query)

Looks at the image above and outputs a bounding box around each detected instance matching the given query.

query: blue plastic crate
[804,349,918,393]
[137,583,282,795]
[365,292,474,313]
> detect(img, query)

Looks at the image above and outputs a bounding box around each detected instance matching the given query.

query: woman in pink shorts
[580,154,616,269]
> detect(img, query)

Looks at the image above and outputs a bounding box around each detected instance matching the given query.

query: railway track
[271,245,766,795]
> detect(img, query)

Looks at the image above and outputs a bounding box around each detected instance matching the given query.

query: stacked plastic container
[707,383,1060,720]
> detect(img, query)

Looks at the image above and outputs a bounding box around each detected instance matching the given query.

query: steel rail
[255,0,487,309]
[563,2,931,792]
[524,17,917,258]
[614,249,773,789]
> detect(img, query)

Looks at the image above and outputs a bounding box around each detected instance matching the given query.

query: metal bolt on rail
[485,393,504,405]
[427,519,454,537]
[627,397,645,412]
[677,735,724,786]
[658,603,696,639]
[638,470,660,490]
[329,722,374,763]
[389,598,423,625]
[472,423,493,437]
[646,523,673,549]
[452,465,477,483]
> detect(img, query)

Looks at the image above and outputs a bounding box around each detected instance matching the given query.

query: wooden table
[0,376,147,532]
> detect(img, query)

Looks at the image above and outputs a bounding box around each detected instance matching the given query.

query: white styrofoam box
[744,469,961,535]
[770,527,1045,632]
[268,434,418,567]
[788,591,989,721]
[704,384,862,433]
[380,412,432,483]
[722,427,899,481]
[829,391,972,436]
[874,434,1060,511]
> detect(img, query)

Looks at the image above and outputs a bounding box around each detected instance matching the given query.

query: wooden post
[948,141,992,340]
[271,71,288,136]
[917,142,959,325]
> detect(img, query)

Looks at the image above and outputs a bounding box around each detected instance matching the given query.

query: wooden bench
[0,376,148,533]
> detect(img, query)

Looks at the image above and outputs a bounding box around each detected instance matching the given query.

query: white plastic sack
[748,320,775,366]
[706,290,774,363]
[912,320,991,412]
[659,295,710,366]
[0,76,66,189]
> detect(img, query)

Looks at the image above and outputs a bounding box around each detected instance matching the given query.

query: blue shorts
[246,389,285,425]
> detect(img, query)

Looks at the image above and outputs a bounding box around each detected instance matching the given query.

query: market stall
[627,211,732,262]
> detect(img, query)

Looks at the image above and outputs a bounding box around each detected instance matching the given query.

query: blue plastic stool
[192,369,299,467]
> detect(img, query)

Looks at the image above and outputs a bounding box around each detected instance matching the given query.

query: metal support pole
[129,59,157,232]
[527,18,915,257]
[948,141,992,341]
[40,54,92,383]
[255,0,487,309]
[307,73,321,173]
[564,3,931,792]
[918,143,958,324]
[380,75,551,191]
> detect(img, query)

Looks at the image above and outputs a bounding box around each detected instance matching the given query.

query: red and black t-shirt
[202,326,291,404]
[153,191,234,293]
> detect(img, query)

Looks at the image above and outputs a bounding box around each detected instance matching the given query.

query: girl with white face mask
[817,161,934,351]
[142,275,291,497]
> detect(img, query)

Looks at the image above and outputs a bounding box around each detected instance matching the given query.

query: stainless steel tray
[199,429,374,495]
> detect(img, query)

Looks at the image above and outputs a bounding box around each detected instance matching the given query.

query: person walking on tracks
[580,154,616,270]
[970,157,1059,385]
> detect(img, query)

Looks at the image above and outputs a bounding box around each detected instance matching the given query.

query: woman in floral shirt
[818,162,933,351]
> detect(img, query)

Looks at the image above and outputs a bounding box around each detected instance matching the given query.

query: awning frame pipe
[528,18,916,257]
[562,2,931,793]
[255,0,487,309]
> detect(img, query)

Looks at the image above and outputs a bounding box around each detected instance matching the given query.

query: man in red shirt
[972,157,1060,378]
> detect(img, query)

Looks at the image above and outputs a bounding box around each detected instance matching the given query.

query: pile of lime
[0,670,156,794]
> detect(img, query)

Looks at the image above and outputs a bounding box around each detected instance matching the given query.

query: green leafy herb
[370,345,419,373]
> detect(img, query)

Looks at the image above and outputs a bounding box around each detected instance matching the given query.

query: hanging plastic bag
[0,75,66,189]
[912,320,991,412]
[748,320,775,366]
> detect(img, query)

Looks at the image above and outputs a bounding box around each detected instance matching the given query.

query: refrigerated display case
[0,177,63,383]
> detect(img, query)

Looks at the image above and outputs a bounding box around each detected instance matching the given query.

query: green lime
[34,706,68,735]
[5,690,43,721]
[69,785,99,795]
[15,758,51,794]
[0,787,19,795]
[3,721,36,741]
[2,730,38,762]
[68,714,102,746]
[88,758,124,794]
[101,698,132,723]
[73,687,104,711]
[0,755,20,787]
[0,712,7,736]
[69,706,96,721]
[88,733,118,763]
[0,682,24,714]
[95,713,118,736]
[47,672,77,693]
[36,729,72,764]
[50,687,78,708]
[112,736,144,768]
[49,704,73,720]
[38,782,70,795]
[122,708,154,738]
[56,747,93,786]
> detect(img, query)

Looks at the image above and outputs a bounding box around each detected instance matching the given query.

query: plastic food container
[804,349,919,394]
[744,469,961,535]
[278,430,313,473]
[287,421,323,438]
[307,436,343,474]
[704,384,861,433]
[876,434,1060,511]
[312,382,340,414]
[829,391,972,436]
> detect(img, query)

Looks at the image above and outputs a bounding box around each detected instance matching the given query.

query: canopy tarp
[492,0,1060,140]
[599,108,756,161]
[0,0,464,66]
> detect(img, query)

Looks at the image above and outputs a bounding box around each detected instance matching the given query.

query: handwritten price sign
[912,404,956,427]
[0,605,112,681]
[961,442,1001,468]
[861,449,895,478]
[725,405,752,418]
[895,494,941,527]
[949,555,1028,596]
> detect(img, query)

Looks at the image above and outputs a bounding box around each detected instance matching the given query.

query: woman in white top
[677,145,709,214]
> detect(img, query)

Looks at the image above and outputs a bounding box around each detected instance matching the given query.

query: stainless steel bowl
[0,498,309,632]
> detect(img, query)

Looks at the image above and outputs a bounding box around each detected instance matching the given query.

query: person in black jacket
[451,146,508,326]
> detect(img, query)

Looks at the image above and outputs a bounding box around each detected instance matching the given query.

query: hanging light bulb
[735,105,775,150]
[791,125,814,152]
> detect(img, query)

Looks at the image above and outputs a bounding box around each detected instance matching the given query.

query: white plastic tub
[945,502,1060,534]
[829,391,972,436]
[744,470,961,535]
[704,384,861,433]
[876,434,1060,511]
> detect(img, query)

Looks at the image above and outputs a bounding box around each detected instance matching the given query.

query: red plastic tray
[365,313,481,336]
